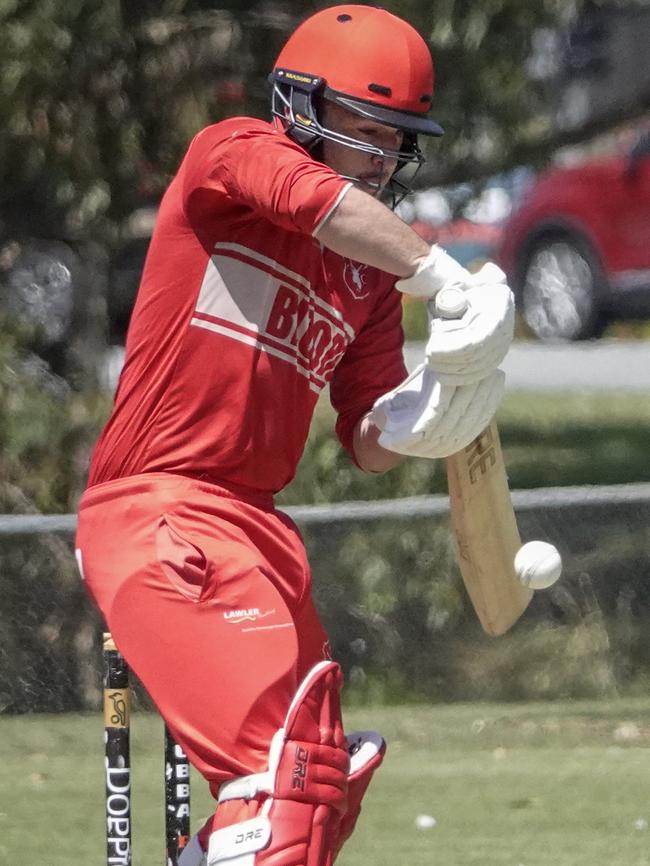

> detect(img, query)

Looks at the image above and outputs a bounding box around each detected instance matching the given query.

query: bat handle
[434,285,468,319]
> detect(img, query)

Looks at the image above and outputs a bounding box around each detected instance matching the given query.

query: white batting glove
[426,262,515,386]
[395,244,472,298]
[369,363,505,459]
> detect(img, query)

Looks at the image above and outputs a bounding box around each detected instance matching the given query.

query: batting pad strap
[207,817,271,866]
[347,730,384,776]
[218,773,273,803]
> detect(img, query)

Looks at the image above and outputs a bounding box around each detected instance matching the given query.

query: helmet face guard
[270,70,427,207]
[270,6,444,208]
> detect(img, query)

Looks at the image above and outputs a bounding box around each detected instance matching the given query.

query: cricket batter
[76,6,514,864]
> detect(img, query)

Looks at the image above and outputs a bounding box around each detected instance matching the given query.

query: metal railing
[2,481,650,533]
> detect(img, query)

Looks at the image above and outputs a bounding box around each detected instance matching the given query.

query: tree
[0,0,646,511]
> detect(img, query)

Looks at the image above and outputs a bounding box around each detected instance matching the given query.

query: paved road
[104,340,648,393]
[404,339,649,391]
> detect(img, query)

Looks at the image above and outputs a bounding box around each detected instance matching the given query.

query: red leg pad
[207,661,350,866]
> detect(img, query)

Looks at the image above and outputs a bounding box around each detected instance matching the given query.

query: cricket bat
[446,419,533,635]
[433,284,534,635]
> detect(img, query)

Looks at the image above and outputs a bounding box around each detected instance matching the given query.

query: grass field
[2,699,649,865]
[278,387,650,507]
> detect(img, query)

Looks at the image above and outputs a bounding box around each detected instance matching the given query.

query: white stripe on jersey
[190,317,323,394]
[212,243,355,338]
[191,244,354,392]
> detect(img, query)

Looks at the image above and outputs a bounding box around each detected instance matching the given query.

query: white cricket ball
[514,541,562,590]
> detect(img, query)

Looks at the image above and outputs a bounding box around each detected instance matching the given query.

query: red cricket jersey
[88,118,407,496]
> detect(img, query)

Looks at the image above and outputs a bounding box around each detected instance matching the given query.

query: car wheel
[520,236,609,341]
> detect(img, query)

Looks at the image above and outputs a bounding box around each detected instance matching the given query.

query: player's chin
[355,176,386,197]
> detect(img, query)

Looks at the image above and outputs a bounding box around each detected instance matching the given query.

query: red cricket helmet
[270,5,443,204]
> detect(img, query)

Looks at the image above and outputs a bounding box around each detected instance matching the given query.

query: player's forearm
[315,186,429,277]
[352,413,406,473]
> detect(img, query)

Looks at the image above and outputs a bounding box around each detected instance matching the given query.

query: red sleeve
[181,118,349,235]
[330,278,408,465]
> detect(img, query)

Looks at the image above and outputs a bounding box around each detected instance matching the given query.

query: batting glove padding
[395,244,471,299]
[425,262,515,386]
[370,363,505,459]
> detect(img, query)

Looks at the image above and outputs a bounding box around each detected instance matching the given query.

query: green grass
[496,390,650,488]
[2,700,650,865]
[279,386,650,505]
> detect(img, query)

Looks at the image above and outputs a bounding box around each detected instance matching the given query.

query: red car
[497,133,650,340]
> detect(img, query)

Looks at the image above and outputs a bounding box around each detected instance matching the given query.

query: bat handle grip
[434,285,468,319]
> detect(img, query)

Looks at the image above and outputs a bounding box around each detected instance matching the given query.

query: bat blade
[446,420,532,636]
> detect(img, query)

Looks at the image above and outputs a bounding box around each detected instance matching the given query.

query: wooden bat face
[446,420,533,636]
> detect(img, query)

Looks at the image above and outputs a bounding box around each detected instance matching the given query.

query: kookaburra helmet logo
[269,5,444,208]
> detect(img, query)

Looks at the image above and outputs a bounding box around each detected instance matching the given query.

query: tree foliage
[1,0,645,239]
[1,2,649,713]
[0,1,246,239]
[0,0,647,514]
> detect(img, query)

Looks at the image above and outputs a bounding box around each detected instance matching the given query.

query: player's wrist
[396,245,471,298]
[353,414,404,473]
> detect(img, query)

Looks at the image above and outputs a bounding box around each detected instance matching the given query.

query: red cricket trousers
[76,472,330,797]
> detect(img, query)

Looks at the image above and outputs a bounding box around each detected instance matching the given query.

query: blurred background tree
[3,1,647,244]
[0,0,648,513]
[1,1,649,711]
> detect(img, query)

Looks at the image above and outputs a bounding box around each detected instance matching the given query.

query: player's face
[320,102,403,195]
